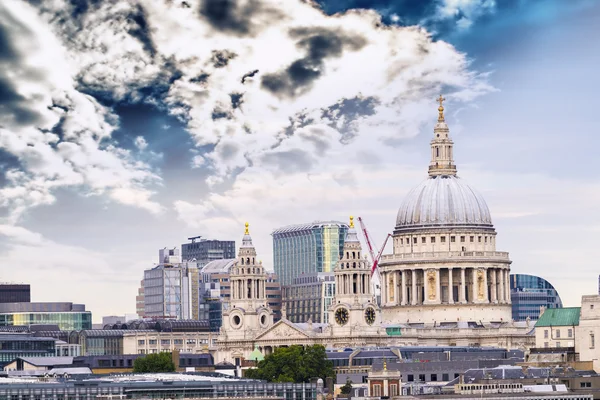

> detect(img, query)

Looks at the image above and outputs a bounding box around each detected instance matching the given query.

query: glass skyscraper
[272,221,348,286]
[510,274,563,321]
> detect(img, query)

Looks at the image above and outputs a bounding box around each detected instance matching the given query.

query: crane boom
[357,217,377,262]
[371,233,392,276]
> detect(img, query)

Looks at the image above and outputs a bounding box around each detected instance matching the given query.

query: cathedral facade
[215,98,534,365]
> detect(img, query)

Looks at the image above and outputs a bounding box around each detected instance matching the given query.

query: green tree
[133,352,176,373]
[340,378,353,395]
[245,344,334,383]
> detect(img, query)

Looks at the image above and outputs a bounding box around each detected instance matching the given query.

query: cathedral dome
[395,175,493,232]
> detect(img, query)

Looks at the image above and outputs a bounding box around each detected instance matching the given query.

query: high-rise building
[181,236,236,265]
[143,249,200,320]
[510,274,563,321]
[135,280,144,318]
[0,284,30,303]
[282,272,335,324]
[272,221,349,286]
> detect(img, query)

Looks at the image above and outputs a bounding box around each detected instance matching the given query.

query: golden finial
[437,94,445,122]
[383,360,387,371]
[349,216,354,228]
[244,222,249,235]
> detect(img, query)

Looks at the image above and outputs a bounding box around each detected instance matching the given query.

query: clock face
[364,307,376,325]
[335,307,349,326]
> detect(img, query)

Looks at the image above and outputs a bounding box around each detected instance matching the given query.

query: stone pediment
[255,320,311,341]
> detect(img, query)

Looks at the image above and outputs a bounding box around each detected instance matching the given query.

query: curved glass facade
[0,312,92,331]
[510,274,563,321]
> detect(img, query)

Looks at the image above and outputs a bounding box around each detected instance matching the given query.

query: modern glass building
[181,236,236,265]
[282,272,336,323]
[0,335,56,364]
[272,221,348,286]
[510,274,563,321]
[0,302,92,330]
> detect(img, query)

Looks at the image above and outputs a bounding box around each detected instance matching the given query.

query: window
[421,237,426,244]
[450,236,455,243]
[442,374,449,381]
[544,330,549,338]
[544,342,549,348]
[441,237,446,243]
[161,339,171,345]
[431,374,437,382]
[478,236,482,243]
[372,384,381,397]
[174,339,183,345]
[390,384,398,397]
[413,237,417,244]
[568,329,573,338]
[591,304,595,309]
[590,333,595,349]
[485,236,488,243]
[138,349,146,354]
[137,340,145,345]
[149,339,157,345]
[400,238,403,245]
[431,237,436,243]
[556,329,561,338]
[470,236,474,243]
[556,342,561,348]
[419,374,426,382]
[460,236,465,243]
[407,374,414,382]
[580,382,592,388]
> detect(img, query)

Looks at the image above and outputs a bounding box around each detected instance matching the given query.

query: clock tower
[221,222,274,341]
[328,216,381,337]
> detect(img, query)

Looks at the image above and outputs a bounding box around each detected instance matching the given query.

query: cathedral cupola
[428,95,457,177]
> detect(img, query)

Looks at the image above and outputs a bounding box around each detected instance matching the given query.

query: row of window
[399,235,492,245]
[137,338,209,346]
[543,328,573,339]
[406,373,458,382]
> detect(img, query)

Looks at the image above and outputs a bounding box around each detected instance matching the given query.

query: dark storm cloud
[261,27,367,98]
[241,69,259,84]
[0,149,22,187]
[199,0,283,36]
[210,49,237,68]
[322,95,380,140]
[230,93,243,109]
[127,4,157,57]
[68,0,103,20]
[190,72,210,84]
[211,107,232,120]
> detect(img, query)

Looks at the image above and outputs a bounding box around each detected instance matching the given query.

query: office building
[510,274,563,321]
[0,334,56,364]
[136,280,144,318]
[143,249,201,320]
[0,302,91,331]
[282,272,335,324]
[0,284,30,303]
[272,221,348,286]
[182,236,235,265]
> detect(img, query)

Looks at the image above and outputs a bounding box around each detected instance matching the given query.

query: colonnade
[231,277,266,301]
[379,267,510,306]
[335,272,371,296]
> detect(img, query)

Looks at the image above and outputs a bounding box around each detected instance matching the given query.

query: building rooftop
[271,221,348,235]
[535,307,581,327]
[16,357,74,366]
[201,259,237,274]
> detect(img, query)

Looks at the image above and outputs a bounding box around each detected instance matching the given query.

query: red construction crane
[357,216,391,276]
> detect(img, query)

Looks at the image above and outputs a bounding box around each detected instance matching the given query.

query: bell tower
[429,95,457,177]
[222,222,273,339]
[329,216,380,334]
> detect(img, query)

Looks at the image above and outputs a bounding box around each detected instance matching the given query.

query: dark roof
[0,334,55,342]
[535,307,580,327]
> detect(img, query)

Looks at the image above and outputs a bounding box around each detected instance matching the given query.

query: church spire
[428,94,457,177]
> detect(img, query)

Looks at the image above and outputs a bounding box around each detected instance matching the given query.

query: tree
[133,352,176,373]
[340,378,353,395]
[245,345,334,383]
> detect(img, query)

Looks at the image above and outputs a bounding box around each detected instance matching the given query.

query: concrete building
[136,280,144,318]
[181,236,235,265]
[282,272,335,324]
[272,221,348,286]
[0,284,30,303]
[511,274,563,321]
[143,249,201,320]
[0,302,91,331]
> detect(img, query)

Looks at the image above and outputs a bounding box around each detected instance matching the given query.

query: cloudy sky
[0,0,598,321]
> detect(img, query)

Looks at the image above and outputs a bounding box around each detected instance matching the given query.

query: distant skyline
[0,0,599,321]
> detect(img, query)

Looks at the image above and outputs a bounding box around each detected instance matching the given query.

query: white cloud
[134,136,148,151]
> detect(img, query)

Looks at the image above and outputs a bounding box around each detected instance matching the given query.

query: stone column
[411,269,417,305]
[436,269,441,304]
[460,268,466,303]
[401,270,407,306]
[393,271,398,305]
[251,279,255,299]
[498,270,504,303]
[491,269,497,303]
[448,268,454,304]
[483,269,489,303]
[504,269,510,303]
[472,268,478,302]
[380,272,386,305]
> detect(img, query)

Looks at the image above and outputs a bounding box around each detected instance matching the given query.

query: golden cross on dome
[244,222,249,235]
[349,216,354,228]
[437,94,446,122]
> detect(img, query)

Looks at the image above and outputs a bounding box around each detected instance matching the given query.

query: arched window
[353,262,356,268]
[352,252,356,259]
[241,258,244,265]
[436,147,439,157]
[246,257,250,264]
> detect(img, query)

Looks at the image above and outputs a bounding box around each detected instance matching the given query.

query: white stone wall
[123,331,213,355]
[576,295,600,372]
[534,325,576,349]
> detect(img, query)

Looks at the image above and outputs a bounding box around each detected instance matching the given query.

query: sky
[0,0,599,321]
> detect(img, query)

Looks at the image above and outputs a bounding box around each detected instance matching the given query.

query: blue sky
[0,0,598,320]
